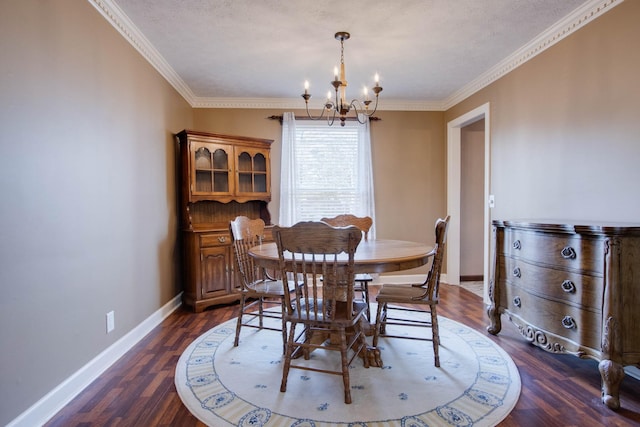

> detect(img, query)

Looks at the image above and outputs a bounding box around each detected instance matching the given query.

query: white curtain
[357,113,376,239]
[279,112,376,238]
[279,112,298,226]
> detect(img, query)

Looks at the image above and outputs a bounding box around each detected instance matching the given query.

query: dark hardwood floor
[45,284,640,427]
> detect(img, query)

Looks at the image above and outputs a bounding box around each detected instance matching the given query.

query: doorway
[446,103,491,301]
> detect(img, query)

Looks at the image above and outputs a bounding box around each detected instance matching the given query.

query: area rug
[175,309,521,427]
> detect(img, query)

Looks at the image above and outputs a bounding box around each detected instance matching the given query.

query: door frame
[446,103,491,300]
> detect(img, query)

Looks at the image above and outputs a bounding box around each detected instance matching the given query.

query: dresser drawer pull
[513,296,521,308]
[561,246,576,259]
[218,236,227,243]
[561,316,576,329]
[512,240,521,250]
[512,267,521,278]
[561,280,576,293]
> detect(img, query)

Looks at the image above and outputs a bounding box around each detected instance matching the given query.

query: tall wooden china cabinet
[176,130,273,312]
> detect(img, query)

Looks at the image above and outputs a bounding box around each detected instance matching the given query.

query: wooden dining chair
[320,214,374,320]
[231,216,299,353]
[273,221,370,404]
[373,216,450,367]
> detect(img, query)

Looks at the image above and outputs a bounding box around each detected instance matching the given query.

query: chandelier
[302,32,383,127]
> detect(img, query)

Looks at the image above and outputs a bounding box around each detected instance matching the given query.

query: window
[279,113,376,236]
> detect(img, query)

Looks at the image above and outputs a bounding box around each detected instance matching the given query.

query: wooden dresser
[487,220,640,409]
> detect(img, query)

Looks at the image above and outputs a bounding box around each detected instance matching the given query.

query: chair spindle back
[272,221,362,321]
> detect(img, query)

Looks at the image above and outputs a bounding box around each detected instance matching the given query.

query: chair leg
[338,327,352,404]
[280,300,287,354]
[431,306,440,367]
[234,294,246,347]
[362,281,371,321]
[258,297,264,329]
[380,303,388,335]
[373,302,385,347]
[357,320,370,369]
[280,321,297,393]
[303,325,313,360]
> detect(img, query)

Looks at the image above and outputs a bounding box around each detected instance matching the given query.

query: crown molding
[441,0,623,110]
[90,0,623,112]
[375,99,447,111]
[192,98,302,109]
[191,97,445,111]
[88,0,197,104]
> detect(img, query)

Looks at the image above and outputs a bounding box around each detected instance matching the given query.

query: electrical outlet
[106,311,115,333]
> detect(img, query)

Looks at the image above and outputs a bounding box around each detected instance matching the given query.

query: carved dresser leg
[486,303,502,335]
[487,227,502,336]
[600,313,624,410]
[599,359,624,409]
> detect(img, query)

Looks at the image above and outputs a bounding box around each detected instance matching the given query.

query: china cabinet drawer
[498,257,603,311]
[200,232,231,247]
[503,229,605,274]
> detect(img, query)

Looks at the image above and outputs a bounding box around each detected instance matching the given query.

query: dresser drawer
[498,256,603,311]
[200,231,231,247]
[503,229,605,274]
[500,282,602,350]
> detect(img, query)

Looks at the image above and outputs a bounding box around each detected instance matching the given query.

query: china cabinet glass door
[236,149,269,195]
[192,142,233,196]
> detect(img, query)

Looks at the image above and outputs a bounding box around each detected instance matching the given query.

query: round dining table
[249,238,433,367]
[248,238,434,274]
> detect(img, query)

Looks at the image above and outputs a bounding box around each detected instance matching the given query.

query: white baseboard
[7,293,183,427]
[626,365,640,381]
[371,273,449,285]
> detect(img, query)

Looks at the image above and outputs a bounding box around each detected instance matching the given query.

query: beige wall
[0,1,192,424]
[3,0,639,425]
[446,0,640,223]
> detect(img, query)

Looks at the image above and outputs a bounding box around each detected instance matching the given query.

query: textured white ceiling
[101,0,614,109]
